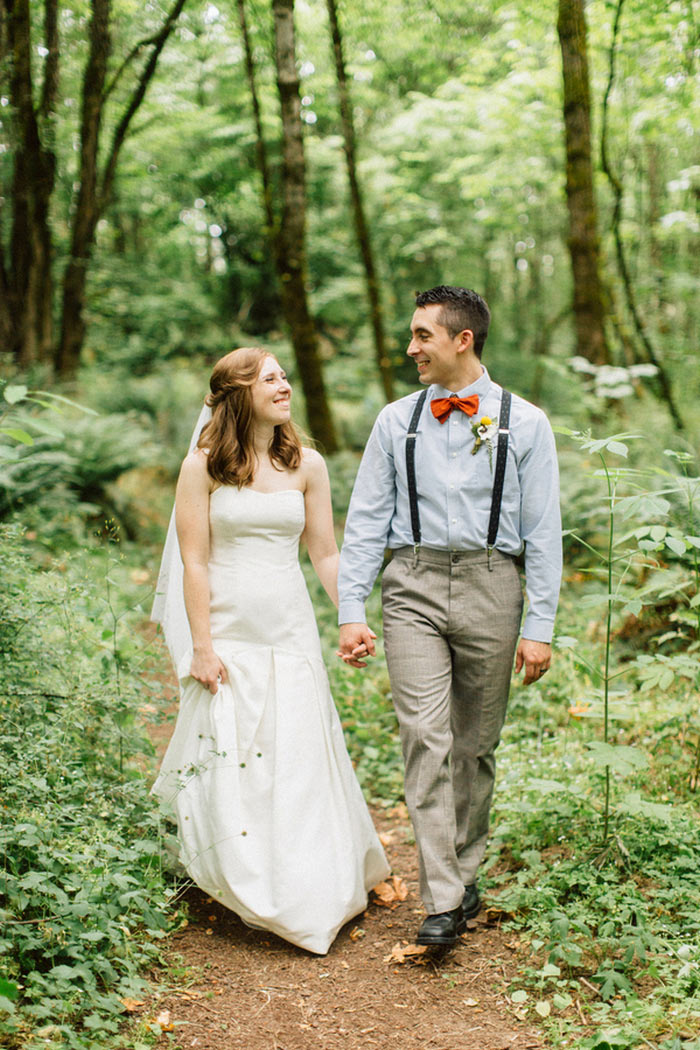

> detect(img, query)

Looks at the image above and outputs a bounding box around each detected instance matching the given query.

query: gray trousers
[381,547,523,913]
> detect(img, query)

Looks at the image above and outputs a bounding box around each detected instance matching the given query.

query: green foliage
[486,426,700,1047]
[0,381,156,543]
[0,525,177,1048]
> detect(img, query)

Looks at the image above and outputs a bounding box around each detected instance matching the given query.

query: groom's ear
[456,329,474,354]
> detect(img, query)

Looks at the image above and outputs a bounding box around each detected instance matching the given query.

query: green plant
[0,524,180,1048]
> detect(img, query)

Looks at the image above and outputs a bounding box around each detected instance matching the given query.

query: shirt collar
[430,365,492,401]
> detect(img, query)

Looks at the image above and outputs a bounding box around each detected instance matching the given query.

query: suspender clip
[487,545,494,572]
[412,544,420,567]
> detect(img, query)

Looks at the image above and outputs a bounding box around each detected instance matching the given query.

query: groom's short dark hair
[415,285,491,359]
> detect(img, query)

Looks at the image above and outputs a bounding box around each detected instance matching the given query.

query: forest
[1,0,699,1047]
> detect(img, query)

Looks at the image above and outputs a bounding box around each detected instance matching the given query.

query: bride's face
[250,356,292,427]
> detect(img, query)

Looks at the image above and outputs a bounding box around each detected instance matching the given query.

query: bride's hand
[190,648,228,695]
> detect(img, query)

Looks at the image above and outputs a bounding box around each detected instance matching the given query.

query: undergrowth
[0,525,178,1049]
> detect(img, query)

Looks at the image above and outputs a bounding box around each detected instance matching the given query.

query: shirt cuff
[521,612,555,644]
[338,600,367,626]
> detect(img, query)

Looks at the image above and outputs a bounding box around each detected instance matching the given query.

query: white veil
[151,402,212,670]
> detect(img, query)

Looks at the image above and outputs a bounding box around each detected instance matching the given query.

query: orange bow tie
[430,395,479,424]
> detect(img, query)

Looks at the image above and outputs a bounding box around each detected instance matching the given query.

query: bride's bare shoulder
[178,448,214,490]
[299,446,330,490]
[300,446,326,472]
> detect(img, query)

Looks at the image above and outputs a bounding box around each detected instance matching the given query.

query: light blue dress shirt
[338,366,562,643]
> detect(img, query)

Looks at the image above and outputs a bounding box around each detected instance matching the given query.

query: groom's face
[406,305,470,390]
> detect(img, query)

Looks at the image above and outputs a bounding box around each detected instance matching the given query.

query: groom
[337,285,562,946]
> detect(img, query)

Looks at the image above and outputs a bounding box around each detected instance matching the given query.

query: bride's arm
[301,449,340,608]
[175,451,227,694]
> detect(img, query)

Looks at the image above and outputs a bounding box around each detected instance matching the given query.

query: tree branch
[39,0,59,121]
[102,28,167,103]
[98,0,188,211]
[236,0,276,237]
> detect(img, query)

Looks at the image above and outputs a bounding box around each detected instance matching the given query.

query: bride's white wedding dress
[152,485,389,954]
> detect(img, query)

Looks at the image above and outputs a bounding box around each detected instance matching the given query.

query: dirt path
[144,652,546,1050]
[144,813,545,1050]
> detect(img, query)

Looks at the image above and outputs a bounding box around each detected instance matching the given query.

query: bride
[151,347,389,954]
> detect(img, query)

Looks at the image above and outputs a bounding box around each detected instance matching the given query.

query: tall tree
[557,0,610,364]
[600,0,683,429]
[57,0,188,375]
[270,0,338,451]
[325,0,393,403]
[0,0,187,375]
[2,0,58,367]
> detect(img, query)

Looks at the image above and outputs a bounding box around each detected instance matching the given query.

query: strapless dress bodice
[209,486,305,570]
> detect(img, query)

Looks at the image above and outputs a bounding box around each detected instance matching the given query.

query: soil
[146,818,547,1050]
[142,655,547,1050]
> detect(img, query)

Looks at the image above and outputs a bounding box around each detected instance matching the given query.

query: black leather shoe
[416,905,467,946]
[461,883,481,922]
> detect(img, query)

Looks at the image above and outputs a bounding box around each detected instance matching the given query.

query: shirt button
[450,484,455,490]
[451,452,457,458]
[452,518,457,524]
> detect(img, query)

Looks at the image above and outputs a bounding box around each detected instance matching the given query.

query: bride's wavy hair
[198,347,303,486]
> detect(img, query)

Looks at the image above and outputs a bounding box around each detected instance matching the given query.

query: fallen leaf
[384,942,428,964]
[371,875,409,908]
[349,926,365,941]
[155,1009,174,1031]
[378,830,396,846]
[463,997,480,1007]
[119,997,144,1013]
[483,905,515,925]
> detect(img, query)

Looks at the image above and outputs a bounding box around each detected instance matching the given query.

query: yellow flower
[480,416,492,426]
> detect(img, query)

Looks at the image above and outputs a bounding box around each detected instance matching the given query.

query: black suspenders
[404,388,512,569]
[487,389,512,553]
[405,389,428,547]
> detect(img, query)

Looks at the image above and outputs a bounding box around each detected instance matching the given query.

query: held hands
[190,647,228,695]
[337,623,377,669]
[515,639,552,686]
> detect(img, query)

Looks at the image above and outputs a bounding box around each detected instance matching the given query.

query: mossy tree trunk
[271,0,338,452]
[2,0,58,368]
[56,0,188,376]
[557,0,610,365]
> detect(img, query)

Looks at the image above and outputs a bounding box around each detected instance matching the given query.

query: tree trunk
[271,0,338,451]
[557,0,609,365]
[325,0,393,402]
[4,0,56,367]
[55,0,111,377]
[56,0,188,376]
[236,0,276,238]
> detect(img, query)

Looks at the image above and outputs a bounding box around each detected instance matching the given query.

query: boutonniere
[471,415,498,467]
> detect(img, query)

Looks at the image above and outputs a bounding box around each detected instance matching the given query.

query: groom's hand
[337,623,376,669]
